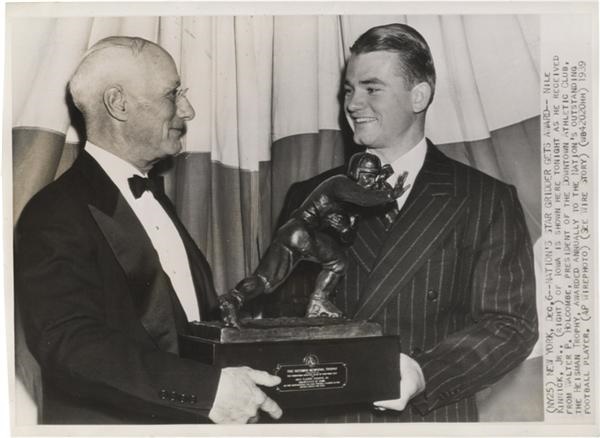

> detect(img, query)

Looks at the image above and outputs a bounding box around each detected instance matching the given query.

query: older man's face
[343,51,416,153]
[127,47,195,169]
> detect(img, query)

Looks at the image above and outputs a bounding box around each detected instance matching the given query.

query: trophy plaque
[179,317,400,408]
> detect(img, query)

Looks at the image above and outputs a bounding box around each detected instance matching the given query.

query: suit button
[427,290,438,301]
[179,393,187,403]
[159,389,168,400]
[410,347,422,356]
[190,395,197,405]
[170,391,177,401]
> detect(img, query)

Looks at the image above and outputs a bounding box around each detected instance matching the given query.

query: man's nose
[177,96,195,121]
[345,91,364,112]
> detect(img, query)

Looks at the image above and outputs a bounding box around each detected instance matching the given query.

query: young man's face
[344,51,418,154]
[126,47,195,170]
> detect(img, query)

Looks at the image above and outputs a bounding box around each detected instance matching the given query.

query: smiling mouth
[353,117,377,125]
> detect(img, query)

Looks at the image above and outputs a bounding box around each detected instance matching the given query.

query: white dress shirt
[86,142,200,322]
[370,137,427,212]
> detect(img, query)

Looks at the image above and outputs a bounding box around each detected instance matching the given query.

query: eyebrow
[359,78,386,86]
[344,78,386,87]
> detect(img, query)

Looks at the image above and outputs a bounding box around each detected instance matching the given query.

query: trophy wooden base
[179,317,400,408]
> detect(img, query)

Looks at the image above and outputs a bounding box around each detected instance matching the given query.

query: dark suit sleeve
[15,200,221,422]
[411,185,538,415]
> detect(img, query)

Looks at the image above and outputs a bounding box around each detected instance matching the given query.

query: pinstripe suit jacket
[270,142,538,422]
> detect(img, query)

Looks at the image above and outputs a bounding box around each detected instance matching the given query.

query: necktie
[128,175,165,199]
[381,170,408,231]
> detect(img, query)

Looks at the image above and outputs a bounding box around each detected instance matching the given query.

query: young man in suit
[274,23,538,422]
[14,36,282,424]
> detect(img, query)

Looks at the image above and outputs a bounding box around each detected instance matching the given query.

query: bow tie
[128,175,165,199]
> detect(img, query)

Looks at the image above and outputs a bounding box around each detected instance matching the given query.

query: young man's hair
[351,23,436,101]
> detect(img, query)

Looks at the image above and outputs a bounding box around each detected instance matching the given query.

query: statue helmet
[347,152,382,181]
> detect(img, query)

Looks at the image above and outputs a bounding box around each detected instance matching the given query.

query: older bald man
[15,36,282,425]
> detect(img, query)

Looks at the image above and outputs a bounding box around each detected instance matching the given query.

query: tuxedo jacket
[15,151,221,424]
[269,142,538,422]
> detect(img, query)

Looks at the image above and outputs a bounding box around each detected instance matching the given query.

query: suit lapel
[349,214,389,273]
[353,144,468,321]
[76,152,181,353]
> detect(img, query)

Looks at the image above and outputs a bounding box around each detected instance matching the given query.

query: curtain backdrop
[10,15,542,423]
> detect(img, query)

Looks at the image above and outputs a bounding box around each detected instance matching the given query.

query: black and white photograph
[3,1,597,436]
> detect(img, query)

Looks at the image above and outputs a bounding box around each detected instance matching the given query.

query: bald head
[69,36,171,121]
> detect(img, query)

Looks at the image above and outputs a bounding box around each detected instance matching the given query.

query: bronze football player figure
[219,152,409,328]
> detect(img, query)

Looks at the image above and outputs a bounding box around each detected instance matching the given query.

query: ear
[411,82,432,113]
[103,86,128,121]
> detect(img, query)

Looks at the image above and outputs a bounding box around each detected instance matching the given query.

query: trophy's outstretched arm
[299,175,396,210]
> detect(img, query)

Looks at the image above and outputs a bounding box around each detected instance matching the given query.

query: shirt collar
[85,142,145,200]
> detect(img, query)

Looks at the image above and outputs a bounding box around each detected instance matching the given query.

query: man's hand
[391,171,410,199]
[373,353,425,412]
[209,366,283,423]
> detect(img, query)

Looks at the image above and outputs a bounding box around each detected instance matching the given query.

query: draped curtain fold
[10,15,541,424]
